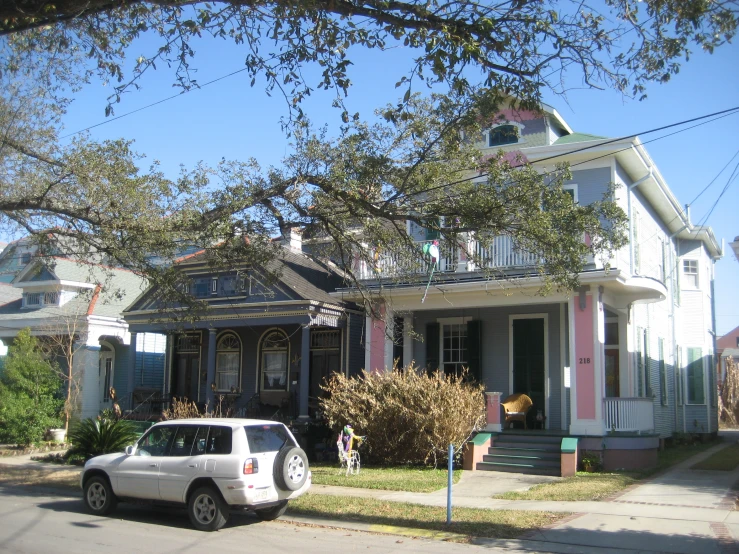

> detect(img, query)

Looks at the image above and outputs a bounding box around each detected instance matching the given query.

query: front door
[512,318,546,428]
[173,353,199,401]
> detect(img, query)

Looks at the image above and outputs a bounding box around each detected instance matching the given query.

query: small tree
[320,364,485,467]
[0,328,63,445]
[41,300,91,433]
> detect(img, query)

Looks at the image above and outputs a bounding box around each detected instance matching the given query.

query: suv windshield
[244,424,294,454]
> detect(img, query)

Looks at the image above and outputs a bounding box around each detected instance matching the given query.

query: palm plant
[68,417,139,460]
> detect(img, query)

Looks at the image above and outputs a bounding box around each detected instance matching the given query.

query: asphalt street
[0,486,514,554]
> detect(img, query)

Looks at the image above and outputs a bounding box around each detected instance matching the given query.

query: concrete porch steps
[476,433,564,476]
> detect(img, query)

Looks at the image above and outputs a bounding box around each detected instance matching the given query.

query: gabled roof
[0,283,21,306]
[125,244,346,314]
[1,258,147,323]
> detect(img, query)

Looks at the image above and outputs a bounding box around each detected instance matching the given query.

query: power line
[61,67,251,139]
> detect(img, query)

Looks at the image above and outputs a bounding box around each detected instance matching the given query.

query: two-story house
[330,103,721,470]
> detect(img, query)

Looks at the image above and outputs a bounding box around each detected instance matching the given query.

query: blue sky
[39,31,739,335]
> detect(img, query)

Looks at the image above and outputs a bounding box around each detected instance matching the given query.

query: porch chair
[501,393,533,429]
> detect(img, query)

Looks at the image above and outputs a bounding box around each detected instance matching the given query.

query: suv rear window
[244,424,294,454]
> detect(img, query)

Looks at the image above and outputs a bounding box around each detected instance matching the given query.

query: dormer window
[488,124,519,147]
[22,290,60,308]
[23,292,41,307]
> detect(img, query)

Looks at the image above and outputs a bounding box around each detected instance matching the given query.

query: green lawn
[310,462,461,492]
[287,493,566,541]
[691,443,739,471]
[495,438,722,502]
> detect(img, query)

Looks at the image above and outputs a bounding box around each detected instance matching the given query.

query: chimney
[283,227,302,252]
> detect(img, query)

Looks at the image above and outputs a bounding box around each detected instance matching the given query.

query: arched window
[260,330,289,391]
[488,125,519,147]
[216,332,241,391]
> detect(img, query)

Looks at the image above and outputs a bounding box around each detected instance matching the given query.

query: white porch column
[569,286,606,435]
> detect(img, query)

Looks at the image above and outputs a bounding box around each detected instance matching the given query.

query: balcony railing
[357,235,540,280]
[603,397,654,433]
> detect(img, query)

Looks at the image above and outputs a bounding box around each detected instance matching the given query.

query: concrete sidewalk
[309,433,739,553]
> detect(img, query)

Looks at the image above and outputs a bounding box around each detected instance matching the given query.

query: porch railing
[603,397,654,433]
[357,235,539,279]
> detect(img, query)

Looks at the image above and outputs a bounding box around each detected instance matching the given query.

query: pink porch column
[485,392,502,432]
[569,287,605,435]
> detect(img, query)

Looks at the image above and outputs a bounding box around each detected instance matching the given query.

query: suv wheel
[188,486,229,531]
[274,446,309,491]
[255,500,288,521]
[83,475,118,516]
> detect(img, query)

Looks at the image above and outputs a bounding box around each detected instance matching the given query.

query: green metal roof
[554,132,608,145]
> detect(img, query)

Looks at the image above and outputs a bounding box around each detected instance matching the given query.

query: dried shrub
[319,364,485,467]
[719,357,739,428]
[161,396,234,420]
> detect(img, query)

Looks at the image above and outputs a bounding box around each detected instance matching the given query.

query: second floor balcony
[355,235,545,281]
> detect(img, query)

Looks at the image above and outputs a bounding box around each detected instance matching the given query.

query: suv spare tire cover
[274,446,309,491]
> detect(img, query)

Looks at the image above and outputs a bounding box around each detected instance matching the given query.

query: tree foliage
[3,0,728,310]
[0,88,628,313]
[0,328,63,445]
[1,0,735,121]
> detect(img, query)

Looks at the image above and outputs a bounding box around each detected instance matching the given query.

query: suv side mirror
[125,445,137,456]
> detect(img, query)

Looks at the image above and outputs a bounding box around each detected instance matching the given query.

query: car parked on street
[81,418,311,531]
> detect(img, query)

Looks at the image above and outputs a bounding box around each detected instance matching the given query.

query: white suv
[81,418,311,531]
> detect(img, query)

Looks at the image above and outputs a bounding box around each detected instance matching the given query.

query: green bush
[320,365,486,467]
[68,417,139,460]
[0,329,63,445]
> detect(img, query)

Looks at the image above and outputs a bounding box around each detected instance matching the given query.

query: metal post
[446,443,453,524]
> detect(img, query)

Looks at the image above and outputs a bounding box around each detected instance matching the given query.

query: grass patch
[691,443,739,471]
[310,462,461,492]
[288,493,565,540]
[0,464,80,490]
[497,472,637,501]
[496,438,722,502]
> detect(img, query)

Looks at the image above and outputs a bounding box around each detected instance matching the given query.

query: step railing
[603,397,654,433]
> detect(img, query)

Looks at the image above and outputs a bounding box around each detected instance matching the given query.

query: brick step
[487,447,560,460]
[476,461,561,476]
[482,453,560,467]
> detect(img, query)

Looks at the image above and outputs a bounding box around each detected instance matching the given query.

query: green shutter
[425,322,440,374]
[687,347,705,404]
[466,320,482,382]
[425,218,440,240]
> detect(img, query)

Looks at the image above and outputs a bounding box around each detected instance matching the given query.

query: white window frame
[259,329,290,392]
[215,331,241,392]
[563,184,578,204]
[683,259,699,289]
[437,317,471,377]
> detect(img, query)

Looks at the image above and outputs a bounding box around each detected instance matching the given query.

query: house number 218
[579,357,591,364]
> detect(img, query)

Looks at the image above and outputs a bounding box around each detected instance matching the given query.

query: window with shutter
[687,347,705,404]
